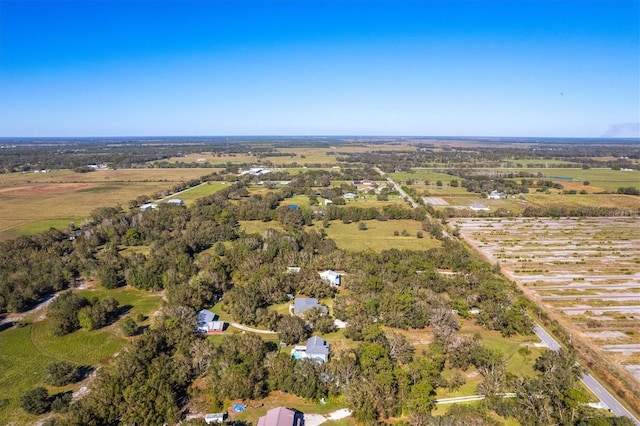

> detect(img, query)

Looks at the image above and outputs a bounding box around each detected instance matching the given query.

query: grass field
[0,168,218,240]
[504,168,640,193]
[162,181,229,205]
[240,219,444,252]
[310,219,442,252]
[389,170,458,185]
[0,286,162,424]
[390,167,640,196]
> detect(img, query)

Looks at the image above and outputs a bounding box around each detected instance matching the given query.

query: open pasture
[503,167,640,193]
[454,217,640,384]
[163,181,229,205]
[0,168,217,240]
[310,219,441,252]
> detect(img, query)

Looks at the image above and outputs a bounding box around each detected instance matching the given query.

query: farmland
[453,217,640,388]
[0,168,218,240]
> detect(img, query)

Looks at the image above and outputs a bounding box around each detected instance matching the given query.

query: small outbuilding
[205,413,227,424]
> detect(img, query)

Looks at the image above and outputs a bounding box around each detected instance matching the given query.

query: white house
[241,167,271,176]
[319,269,341,286]
[139,203,157,211]
[343,192,356,199]
[488,190,505,199]
[167,198,184,205]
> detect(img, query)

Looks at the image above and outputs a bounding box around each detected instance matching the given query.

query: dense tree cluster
[48,292,120,335]
[0,229,74,313]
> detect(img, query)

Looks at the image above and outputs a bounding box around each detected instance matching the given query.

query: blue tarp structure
[232,404,247,412]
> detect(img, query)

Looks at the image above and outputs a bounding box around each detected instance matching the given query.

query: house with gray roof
[197,309,225,333]
[305,335,330,363]
[293,297,327,315]
[469,202,490,211]
[291,336,330,364]
[257,407,304,426]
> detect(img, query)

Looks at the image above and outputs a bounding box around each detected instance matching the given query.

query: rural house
[257,407,304,426]
[197,309,225,333]
[319,269,341,286]
[488,190,505,199]
[167,198,184,205]
[139,203,157,211]
[291,336,330,364]
[293,297,327,315]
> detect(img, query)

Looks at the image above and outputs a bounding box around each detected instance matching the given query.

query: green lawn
[0,286,162,424]
[239,220,285,235]
[14,217,83,235]
[504,167,639,192]
[460,322,542,377]
[162,181,229,205]
[389,170,458,184]
[310,219,442,252]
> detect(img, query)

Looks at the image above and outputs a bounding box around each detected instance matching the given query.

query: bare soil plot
[453,217,640,385]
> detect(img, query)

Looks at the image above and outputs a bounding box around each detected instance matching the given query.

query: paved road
[534,323,640,425]
[533,324,561,351]
[581,373,640,425]
[374,167,419,208]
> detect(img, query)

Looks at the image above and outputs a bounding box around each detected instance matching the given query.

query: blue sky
[0,0,638,137]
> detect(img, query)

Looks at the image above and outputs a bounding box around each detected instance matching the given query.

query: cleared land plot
[502,168,640,193]
[0,168,217,240]
[240,219,440,252]
[310,220,441,252]
[431,193,640,215]
[454,217,640,384]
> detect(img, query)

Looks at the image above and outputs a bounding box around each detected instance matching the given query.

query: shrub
[120,317,139,336]
[44,361,82,386]
[51,391,73,413]
[20,387,51,415]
